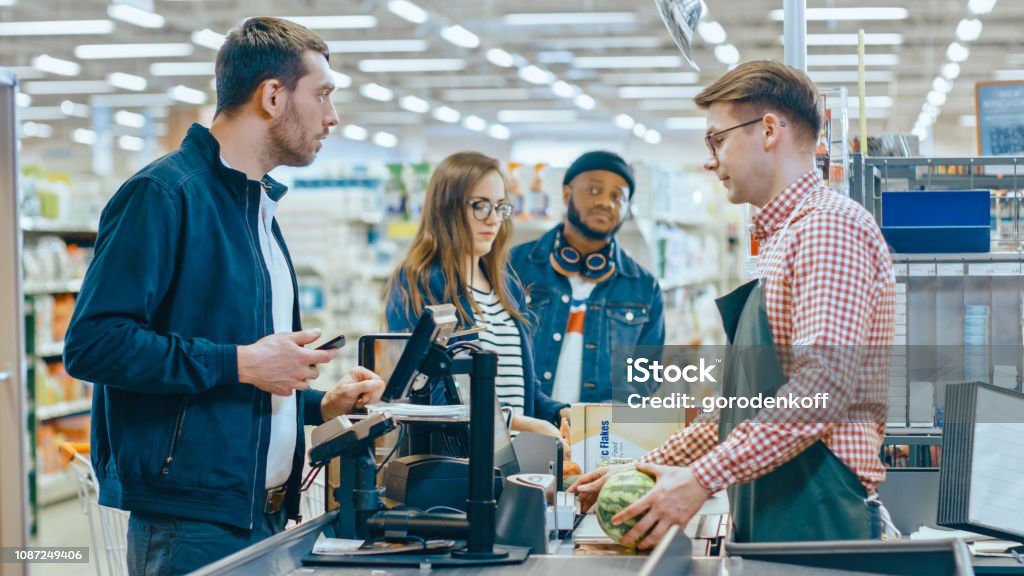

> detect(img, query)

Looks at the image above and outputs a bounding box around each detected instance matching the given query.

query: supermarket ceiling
[2,0,1020,145]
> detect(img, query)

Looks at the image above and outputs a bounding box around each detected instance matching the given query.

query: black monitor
[378,304,458,402]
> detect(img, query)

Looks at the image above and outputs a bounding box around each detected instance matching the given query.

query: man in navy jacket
[64,17,383,575]
[511,151,665,405]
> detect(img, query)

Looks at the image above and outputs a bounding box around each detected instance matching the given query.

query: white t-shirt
[550,276,596,404]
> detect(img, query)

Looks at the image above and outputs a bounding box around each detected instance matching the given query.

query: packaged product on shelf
[528,163,550,219]
[567,403,686,474]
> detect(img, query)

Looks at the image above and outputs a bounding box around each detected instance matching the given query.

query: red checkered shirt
[639,170,896,495]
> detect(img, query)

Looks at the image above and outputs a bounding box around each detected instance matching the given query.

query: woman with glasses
[384,151,566,437]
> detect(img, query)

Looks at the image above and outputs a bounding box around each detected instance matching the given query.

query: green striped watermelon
[595,467,655,545]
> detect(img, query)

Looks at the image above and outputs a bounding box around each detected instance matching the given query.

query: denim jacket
[510,225,665,403]
[384,263,568,424]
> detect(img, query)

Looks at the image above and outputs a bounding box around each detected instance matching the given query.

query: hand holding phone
[315,334,346,350]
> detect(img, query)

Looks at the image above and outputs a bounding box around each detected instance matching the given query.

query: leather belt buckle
[264,485,287,515]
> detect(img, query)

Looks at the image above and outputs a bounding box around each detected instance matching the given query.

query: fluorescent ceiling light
[614,114,635,129]
[714,44,740,66]
[405,75,505,89]
[19,107,65,121]
[358,58,465,72]
[960,115,977,127]
[933,77,954,94]
[488,124,511,140]
[327,39,427,53]
[995,70,1024,81]
[72,129,97,145]
[387,0,429,24]
[665,117,706,130]
[503,12,636,25]
[373,132,398,148]
[441,25,479,49]
[551,81,576,98]
[108,72,147,91]
[443,88,533,101]
[518,65,554,85]
[927,91,947,107]
[618,86,706,99]
[540,36,662,49]
[60,100,90,117]
[331,71,352,89]
[769,7,908,20]
[24,81,113,95]
[643,129,662,144]
[119,135,145,151]
[168,85,207,104]
[942,62,961,80]
[150,62,215,76]
[5,67,46,80]
[20,122,53,138]
[107,4,165,29]
[947,42,970,62]
[601,72,699,84]
[632,123,647,137]
[639,99,698,110]
[342,125,368,140]
[806,54,899,67]
[956,18,983,42]
[808,70,895,83]
[191,29,225,51]
[31,55,80,77]
[794,34,903,46]
[696,21,726,44]
[573,56,683,69]
[360,83,394,102]
[574,94,596,110]
[462,115,487,131]
[486,48,515,68]
[282,16,376,29]
[115,110,146,128]
[16,93,31,107]
[399,95,430,113]
[0,0,16,6]
[0,20,114,36]
[968,0,998,15]
[432,106,461,123]
[77,43,194,59]
[537,51,574,64]
[90,93,173,107]
[496,110,577,123]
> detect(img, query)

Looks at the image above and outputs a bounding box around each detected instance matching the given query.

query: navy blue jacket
[64,124,325,530]
[384,264,567,424]
[510,225,666,403]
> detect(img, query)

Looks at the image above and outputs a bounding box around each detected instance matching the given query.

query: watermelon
[595,467,655,545]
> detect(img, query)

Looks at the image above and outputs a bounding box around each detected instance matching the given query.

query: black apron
[714,279,873,542]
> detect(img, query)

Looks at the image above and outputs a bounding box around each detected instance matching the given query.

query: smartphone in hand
[315,334,346,350]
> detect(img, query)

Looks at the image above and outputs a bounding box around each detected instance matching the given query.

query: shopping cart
[58,442,129,576]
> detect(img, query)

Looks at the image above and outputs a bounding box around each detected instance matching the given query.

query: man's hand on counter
[320,366,385,421]
[613,462,711,550]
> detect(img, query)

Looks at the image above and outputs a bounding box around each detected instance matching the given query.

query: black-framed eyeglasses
[466,199,514,222]
[704,116,786,157]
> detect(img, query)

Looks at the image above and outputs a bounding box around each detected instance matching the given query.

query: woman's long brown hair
[385,151,526,329]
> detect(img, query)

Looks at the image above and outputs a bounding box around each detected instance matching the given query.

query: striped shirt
[639,170,895,496]
[471,287,527,416]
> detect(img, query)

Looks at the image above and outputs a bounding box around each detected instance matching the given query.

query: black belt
[263,485,287,515]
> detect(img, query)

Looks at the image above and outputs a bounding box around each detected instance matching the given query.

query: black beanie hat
[562,150,635,198]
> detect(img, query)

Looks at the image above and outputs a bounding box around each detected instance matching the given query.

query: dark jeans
[127,509,287,576]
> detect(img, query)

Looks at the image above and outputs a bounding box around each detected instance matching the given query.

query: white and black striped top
[470,287,526,416]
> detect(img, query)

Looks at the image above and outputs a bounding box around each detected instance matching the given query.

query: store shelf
[36,399,91,421]
[20,218,98,235]
[34,341,64,358]
[24,279,82,295]
[656,217,715,228]
[37,470,78,505]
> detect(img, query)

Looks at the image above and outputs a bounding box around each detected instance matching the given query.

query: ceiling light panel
[358,59,465,73]
[0,20,114,36]
[150,62,215,76]
[23,81,114,95]
[503,12,636,25]
[107,4,165,29]
[573,56,683,69]
[282,16,376,29]
[327,40,427,53]
[769,7,908,20]
[76,43,194,59]
[387,0,429,24]
[497,110,577,123]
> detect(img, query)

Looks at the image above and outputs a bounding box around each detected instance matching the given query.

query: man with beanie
[510,151,665,407]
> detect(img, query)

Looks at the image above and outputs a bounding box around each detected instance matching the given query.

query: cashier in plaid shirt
[569,60,899,548]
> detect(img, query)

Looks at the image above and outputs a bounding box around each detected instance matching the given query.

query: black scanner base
[302,544,529,568]
[383,455,503,512]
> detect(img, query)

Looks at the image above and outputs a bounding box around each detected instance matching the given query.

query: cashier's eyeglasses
[705,116,786,158]
[466,199,515,222]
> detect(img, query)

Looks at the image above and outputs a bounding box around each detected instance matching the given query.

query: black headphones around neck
[549,228,616,283]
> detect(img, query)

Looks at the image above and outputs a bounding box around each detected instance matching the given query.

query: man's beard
[267,103,316,168]
[567,197,623,241]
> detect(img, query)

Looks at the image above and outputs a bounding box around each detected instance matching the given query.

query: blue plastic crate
[881,190,990,253]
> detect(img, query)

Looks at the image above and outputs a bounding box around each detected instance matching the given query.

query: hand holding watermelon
[566,463,631,513]
[610,462,711,550]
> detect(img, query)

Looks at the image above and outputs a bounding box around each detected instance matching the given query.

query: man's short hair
[694,59,821,146]
[214,16,329,117]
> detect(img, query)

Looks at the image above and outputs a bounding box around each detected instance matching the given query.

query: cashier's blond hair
[694,59,821,149]
[386,152,526,329]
